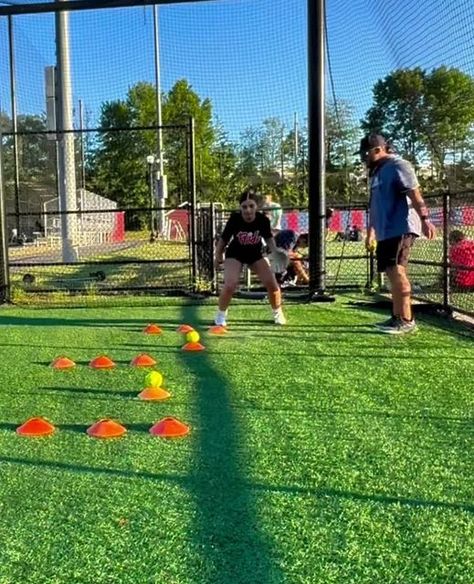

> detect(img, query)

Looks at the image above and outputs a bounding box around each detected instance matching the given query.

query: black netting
[1,0,474,314]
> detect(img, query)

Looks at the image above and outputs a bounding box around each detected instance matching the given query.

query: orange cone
[86,419,126,438]
[138,387,170,401]
[149,417,190,438]
[16,417,56,437]
[51,356,76,369]
[177,324,194,334]
[90,355,116,369]
[144,324,162,335]
[208,325,228,335]
[182,342,205,352]
[130,354,157,367]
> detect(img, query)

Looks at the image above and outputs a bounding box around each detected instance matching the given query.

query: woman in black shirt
[214,189,287,326]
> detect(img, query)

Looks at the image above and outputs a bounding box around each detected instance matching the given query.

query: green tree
[361,68,427,165]
[89,99,149,223]
[89,80,224,215]
[17,114,56,183]
[325,100,359,170]
[0,111,13,179]
[162,79,217,203]
[424,66,474,174]
[206,123,242,203]
[259,117,286,175]
[362,66,474,186]
[236,119,296,196]
[0,113,56,190]
[237,127,263,181]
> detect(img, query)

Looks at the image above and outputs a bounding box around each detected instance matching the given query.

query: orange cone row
[51,353,158,369]
[51,322,223,370]
[41,322,226,442]
[16,416,190,438]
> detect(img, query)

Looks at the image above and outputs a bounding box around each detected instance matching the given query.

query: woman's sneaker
[214,310,227,327]
[377,316,417,334]
[273,308,287,325]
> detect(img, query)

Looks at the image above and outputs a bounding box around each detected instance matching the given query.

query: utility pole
[8,15,20,235]
[55,0,78,262]
[152,4,167,236]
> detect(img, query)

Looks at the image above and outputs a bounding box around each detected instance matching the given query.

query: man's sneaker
[273,308,287,325]
[374,315,397,329]
[377,316,417,335]
[214,310,227,327]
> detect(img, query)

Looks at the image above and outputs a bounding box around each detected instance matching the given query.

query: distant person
[326,207,334,229]
[274,230,309,286]
[359,133,436,334]
[34,220,44,234]
[326,207,334,238]
[263,193,283,232]
[449,230,474,289]
[349,225,362,242]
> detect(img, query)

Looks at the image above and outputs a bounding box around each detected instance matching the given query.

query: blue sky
[1,0,474,141]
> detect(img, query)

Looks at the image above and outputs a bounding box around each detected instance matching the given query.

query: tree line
[1,65,474,215]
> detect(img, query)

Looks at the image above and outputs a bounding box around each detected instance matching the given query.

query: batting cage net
[0,0,473,315]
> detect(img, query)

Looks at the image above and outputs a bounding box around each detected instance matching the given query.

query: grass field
[0,296,472,583]
[8,230,474,314]
[9,235,191,295]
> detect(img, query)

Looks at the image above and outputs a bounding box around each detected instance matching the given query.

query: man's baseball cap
[355,133,387,156]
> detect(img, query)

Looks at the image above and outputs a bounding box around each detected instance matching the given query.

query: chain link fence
[0,119,472,315]
[1,124,197,300]
[409,191,474,315]
[209,198,472,316]
[7,206,192,298]
[211,204,373,295]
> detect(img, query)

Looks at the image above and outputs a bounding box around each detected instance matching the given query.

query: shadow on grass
[0,315,184,329]
[258,483,474,514]
[188,403,473,425]
[347,300,474,341]
[36,386,139,399]
[225,320,372,329]
[0,454,472,515]
[0,342,155,351]
[178,301,285,584]
[0,455,186,484]
[184,348,474,361]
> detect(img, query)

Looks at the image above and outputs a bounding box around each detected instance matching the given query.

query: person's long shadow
[179,302,284,584]
[347,300,474,342]
[0,315,184,329]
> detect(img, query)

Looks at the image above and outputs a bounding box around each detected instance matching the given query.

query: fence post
[0,133,11,304]
[307,0,329,299]
[210,202,216,293]
[8,15,21,235]
[442,189,451,312]
[188,117,197,291]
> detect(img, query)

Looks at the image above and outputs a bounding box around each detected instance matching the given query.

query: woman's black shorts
[225,246,263,266]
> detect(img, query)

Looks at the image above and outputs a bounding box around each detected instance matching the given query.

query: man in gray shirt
[358,134,436,334]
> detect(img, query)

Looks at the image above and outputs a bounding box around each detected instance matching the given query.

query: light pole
[146,155,156,242]
[55,0,78,262]
[152,4,168,236]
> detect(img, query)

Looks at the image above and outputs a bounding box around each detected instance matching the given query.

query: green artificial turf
[0,298,472,583]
